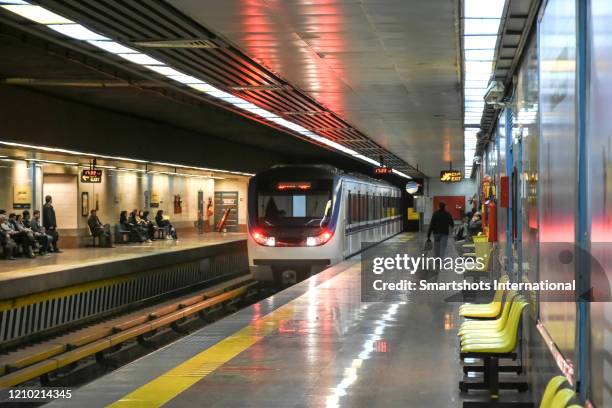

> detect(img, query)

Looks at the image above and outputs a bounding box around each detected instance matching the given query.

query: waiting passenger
[454,215,471,255]
[21,211,51,255]
[0,213,17,260]
[42,195,62,252]
[120,211,146,243]
[155,210,177,240]
[468,212,483,236]
[1,214,35,258]
[130,210,151,242]
[141,211,157,241]
[30,210,54,254]
[88,209,113,247]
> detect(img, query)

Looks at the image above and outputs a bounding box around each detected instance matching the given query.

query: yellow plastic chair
[459,275,509,318]
[460,300,528,353]
[550,389,576,408]
[460,299,527,346]
[539,376,568,408]
[458,292,519,336]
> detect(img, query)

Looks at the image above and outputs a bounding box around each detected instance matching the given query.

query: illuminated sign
[277,182,311,191]
[374,167,393,175]
[440,170,462,182]
[81,169,103,183]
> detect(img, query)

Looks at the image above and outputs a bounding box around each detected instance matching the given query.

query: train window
[257,180,332,227]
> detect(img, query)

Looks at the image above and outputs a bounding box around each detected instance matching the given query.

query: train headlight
[305,229,333,246]
[252,229,275,246]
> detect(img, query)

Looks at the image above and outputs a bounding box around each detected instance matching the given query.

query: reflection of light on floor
[444,313,454,330]
[326,302,402,407]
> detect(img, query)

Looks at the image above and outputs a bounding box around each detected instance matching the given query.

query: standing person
[88,209,113,247]
[42,195,62,252]
[427,202,455,259]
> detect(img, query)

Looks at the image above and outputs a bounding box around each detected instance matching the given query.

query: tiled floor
[52,233,470,408]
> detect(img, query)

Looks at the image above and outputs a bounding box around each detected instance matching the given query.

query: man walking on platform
[427,201,455,259]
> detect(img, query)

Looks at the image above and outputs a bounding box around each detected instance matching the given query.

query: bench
[114,224,130,244]
[458,295,530,407]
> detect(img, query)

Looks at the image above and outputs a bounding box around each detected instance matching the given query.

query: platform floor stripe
[108,303,295,408]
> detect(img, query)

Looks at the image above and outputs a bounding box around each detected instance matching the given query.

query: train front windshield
[257,181,332,228]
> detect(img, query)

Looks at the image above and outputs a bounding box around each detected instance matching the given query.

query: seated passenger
[468,212,483,236]
[30,210,55,254]
[141,211,157,241]
[22,210,51,255]
[120,211,146,243]
[155,210,177,240]
[454,215,471,255]
[130,209,151,243]
[0,213,17,260]
[2,213,34,258]
[88,209,113,247]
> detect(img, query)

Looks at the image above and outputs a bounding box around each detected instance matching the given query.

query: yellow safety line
[108,302,295,408]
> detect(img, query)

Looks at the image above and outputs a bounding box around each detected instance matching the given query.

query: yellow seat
[458,292,519,336]
[539,376,568,408]
[460,299,526,346]
[459,275,509,318]
[550,389,576,408]
[460,300,528,353]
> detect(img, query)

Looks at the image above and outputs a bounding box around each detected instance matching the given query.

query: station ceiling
[168,0,463,176]
[0,0,463,178]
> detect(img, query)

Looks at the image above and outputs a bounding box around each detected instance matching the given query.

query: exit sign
[374,167,393,175]
[81,169,103,183]
[440,170,462,182]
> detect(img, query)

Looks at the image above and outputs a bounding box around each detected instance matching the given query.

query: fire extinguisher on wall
[488,200,497,242]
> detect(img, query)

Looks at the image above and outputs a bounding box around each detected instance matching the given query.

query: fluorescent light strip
[87,40,137,54]
[1,4,72,24]
[1,2,400,176]
[0,141,253,176]
[47,24,109,41]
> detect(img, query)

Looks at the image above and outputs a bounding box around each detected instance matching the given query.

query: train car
[247,165,402,283]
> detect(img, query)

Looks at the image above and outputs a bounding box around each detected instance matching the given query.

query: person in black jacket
[42,195,61,252]
[427,202,455,259]
[88,209,113,247]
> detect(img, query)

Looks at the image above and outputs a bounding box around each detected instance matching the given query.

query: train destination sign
[374,166,393,175]
[440,170,462,182]
[81,169,103,183]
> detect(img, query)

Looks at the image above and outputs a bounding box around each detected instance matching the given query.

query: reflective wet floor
[50,234,467,408]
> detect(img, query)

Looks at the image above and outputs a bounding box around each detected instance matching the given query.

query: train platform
[0,233,247,300]
[53,233,464,408]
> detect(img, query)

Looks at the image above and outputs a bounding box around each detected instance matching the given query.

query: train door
[214,191,238,232]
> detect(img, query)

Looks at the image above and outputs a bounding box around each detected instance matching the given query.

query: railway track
[0,275,260,392]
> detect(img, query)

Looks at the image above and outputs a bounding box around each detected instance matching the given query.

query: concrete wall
[0,158,249,246]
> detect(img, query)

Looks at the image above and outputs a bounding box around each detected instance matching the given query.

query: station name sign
[440,170,462,182]
[81,169,103,183]
[374,167,393,175]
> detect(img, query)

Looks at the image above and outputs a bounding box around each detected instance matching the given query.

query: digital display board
[81,169,103,183]
[374,167,393,175]
[440,170,462,182]
[277,182,311,190]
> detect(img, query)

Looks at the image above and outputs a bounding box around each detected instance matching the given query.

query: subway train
[247,165,402,283]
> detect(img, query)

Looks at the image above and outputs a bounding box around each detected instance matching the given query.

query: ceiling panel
[167,0,463,175]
